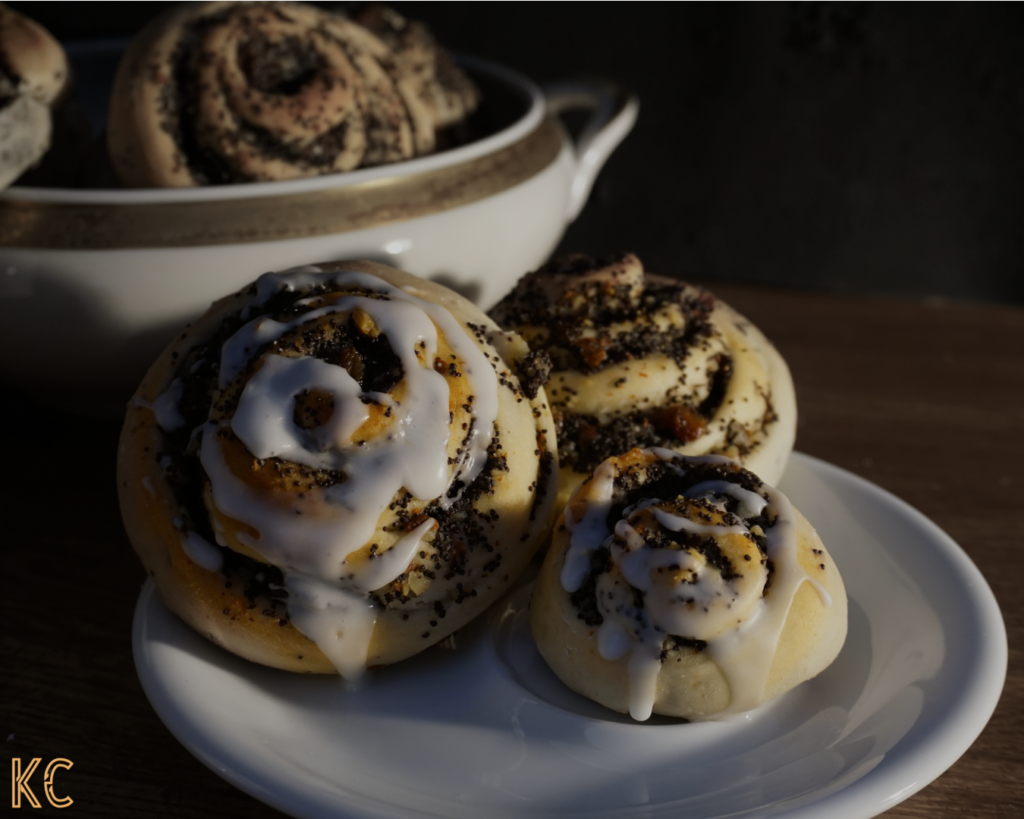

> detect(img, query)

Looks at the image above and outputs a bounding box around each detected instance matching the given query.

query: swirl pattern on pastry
[118,261,557,679]
[353,4,480,132]
[489,253,797,510]
[531,448,847,721]
[0,3,69,189]
[107,2,477,187]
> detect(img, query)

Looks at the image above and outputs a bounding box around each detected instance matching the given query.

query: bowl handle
[543,80,639,223]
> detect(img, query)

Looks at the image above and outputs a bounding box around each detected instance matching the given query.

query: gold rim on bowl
[0,55,575,250]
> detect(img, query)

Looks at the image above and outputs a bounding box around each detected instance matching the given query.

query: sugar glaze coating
[119,261,557,679]
[531,448,847,721]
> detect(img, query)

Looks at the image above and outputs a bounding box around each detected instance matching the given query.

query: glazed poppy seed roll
[531,448,847,721]
[107,1,478,187]
[489,253,797,511]
[118,260,557,679]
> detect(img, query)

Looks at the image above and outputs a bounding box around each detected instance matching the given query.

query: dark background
[11,1,1024,305]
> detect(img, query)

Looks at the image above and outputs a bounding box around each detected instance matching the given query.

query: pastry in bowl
[531,448,847,721]
[351,3,479,139]
[107,1,479,186]
[489,253,797,511]
[118,261,557,679]
[0,3,70,189]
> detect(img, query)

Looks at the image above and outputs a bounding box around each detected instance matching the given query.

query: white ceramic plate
[133,452,1007,819]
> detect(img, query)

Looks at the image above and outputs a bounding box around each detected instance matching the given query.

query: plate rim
[766,453,1008,819]
[132,451,1009,819]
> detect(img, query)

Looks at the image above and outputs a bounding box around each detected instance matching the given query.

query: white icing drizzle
[284,574,378,682]
[180,531,224,572]
[194,267,502,680]
[284,517,437,682]
[560,459,618,593]
[351,517,438,594]
[685,480,768,518]
[805,576,833,608]
[699,485,816,718]
[627,649,663,722]
[247,266,328,314]
[135,378,186,432]
[651,506,749,537]
[232,354,390,466]
[562,450,830,721]
[201,297,456,579]
[220,270,497,497]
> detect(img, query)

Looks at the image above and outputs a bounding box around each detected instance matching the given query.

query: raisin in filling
[489,254,717,376]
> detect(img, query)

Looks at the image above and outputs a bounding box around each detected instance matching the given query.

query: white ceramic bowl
[0,44,636,413]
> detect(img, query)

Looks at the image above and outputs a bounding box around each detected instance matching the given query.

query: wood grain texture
[5,286,1022,817]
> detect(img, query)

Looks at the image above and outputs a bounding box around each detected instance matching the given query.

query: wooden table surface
[5,285,1022,817]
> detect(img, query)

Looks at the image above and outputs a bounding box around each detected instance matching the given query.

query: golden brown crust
[530,448,847,720]
[105,2,189,188]
[119,455,328,670]
[119,260,558,674]
[489,254,797,512]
